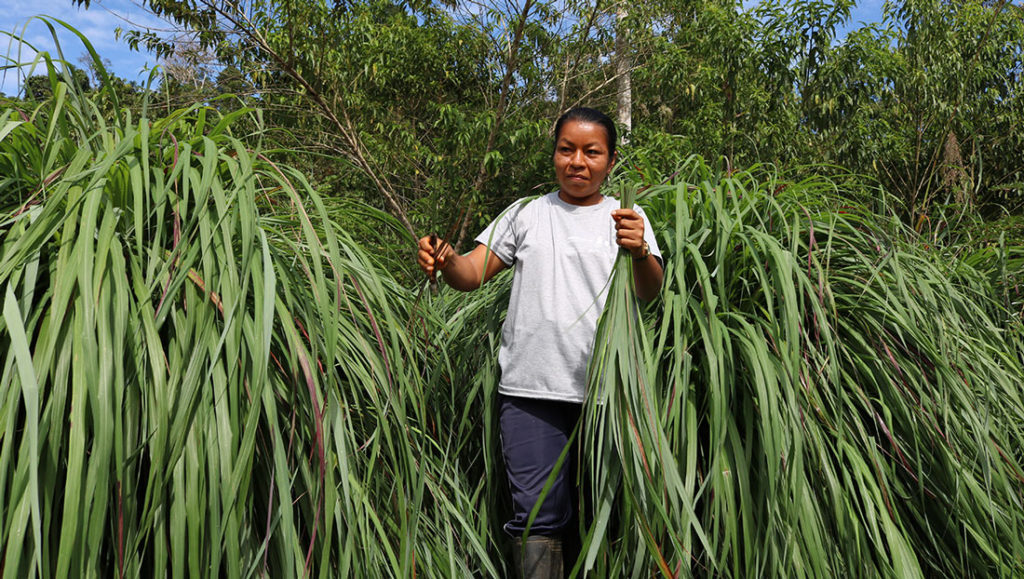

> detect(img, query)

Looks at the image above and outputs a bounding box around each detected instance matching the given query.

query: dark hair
[554,107,617,158]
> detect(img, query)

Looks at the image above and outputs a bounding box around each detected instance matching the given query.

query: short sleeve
[475,199,530,266]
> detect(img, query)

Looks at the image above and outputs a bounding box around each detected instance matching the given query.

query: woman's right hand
[417,238,508,292]
[417,235,453,278]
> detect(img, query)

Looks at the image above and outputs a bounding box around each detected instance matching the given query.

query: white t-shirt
[476,192,662,403]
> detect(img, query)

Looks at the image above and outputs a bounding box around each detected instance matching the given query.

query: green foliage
[92,0,565,244]
[0,36,509,577]
[809,0,1024,217]
[65,0,1024,242]
[579,157,1024,576]
[1,20,151,121]
[4,10,1024,579]
[622,0,1024,225]
[23,64,90,100]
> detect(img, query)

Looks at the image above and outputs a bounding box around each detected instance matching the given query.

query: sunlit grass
[2,22,1023,578]
[0,22,505,577]
[579,157,1024,577]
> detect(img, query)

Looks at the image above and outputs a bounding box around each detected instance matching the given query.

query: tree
[24,63,90,100]
[76,53,112,88]
[802,0,1024,222]
[615,1,632,138]
[79,0,564,244]
[70,0,1024,237]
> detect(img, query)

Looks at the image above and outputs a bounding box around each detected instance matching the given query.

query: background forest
[1,0,1023,577]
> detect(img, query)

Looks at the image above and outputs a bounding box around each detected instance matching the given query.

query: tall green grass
[0,23,508,577]
[2,23,1023,578]
[579,157,1024,576]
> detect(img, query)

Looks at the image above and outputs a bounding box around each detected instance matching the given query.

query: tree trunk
[615,2,632,143]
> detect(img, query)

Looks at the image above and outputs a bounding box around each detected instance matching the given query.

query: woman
[417,107,663,577]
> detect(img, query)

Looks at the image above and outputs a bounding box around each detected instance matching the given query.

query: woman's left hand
[611,209,647,259]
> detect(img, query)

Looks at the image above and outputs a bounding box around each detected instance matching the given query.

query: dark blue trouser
[499,394,582,537]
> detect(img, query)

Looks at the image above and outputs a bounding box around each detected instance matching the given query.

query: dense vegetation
[2,1,1023,577]
[53,0,1023,248]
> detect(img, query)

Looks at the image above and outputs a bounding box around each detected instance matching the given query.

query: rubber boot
[512,535,563,579]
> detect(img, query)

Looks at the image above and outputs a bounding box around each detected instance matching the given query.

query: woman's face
[553,120,615,206]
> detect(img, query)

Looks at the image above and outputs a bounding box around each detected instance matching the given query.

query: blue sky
[848,0,886,27]
[1,0,888,98]
[1,0,167,97]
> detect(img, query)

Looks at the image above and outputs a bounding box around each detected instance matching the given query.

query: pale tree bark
[615,1,632,143]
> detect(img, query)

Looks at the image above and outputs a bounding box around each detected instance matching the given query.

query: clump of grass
[3,21,1023,578]
[0,21,504,577]
[579,156,1024,577]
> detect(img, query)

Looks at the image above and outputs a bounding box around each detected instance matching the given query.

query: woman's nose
[570,150,584,166]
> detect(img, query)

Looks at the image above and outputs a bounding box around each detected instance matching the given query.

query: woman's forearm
[439,244,508,291]
[440,252,484,291]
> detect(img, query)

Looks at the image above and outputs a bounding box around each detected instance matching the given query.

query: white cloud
[1,0,170,96]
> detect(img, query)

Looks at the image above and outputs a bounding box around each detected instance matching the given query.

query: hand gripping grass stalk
[0,21,505,577]
[3,21,1024,578]
[580,181,709,577]
[578,156,1024,577]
